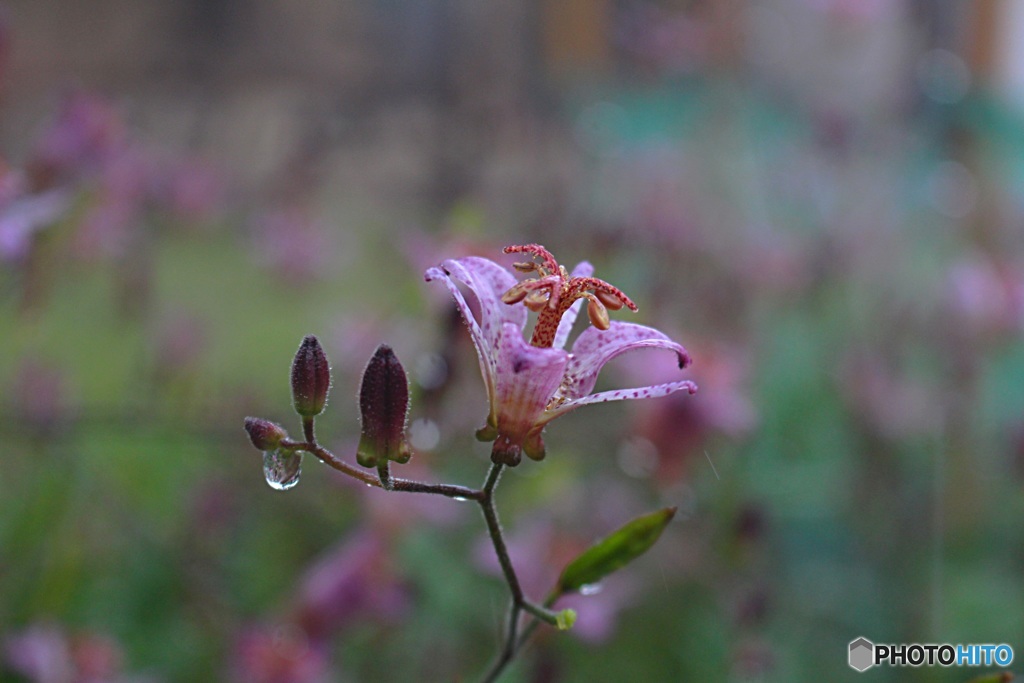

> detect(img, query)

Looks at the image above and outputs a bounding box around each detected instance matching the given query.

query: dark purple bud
[244,416,288,451]
[291,335,331,417]
[356,344,411,468]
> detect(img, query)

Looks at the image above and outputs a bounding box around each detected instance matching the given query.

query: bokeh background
[2,1,1024,681]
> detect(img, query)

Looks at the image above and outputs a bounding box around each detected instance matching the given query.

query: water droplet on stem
[263,449,302,490]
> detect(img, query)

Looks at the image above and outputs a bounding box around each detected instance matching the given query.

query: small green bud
[555,609,577,631]
[557,507,677,594]
[291,335,331,417]
[356,344,412,468]
[244,417,288,451]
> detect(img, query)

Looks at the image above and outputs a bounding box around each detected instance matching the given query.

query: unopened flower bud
[356,344,412,468]
[291,335,331,417]
[244,417,288,451]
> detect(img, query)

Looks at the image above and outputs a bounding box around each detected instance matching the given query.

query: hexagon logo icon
[849,637,874,672]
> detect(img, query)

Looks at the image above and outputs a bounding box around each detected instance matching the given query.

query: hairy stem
[478,463,539,682]
[279,438,483,500]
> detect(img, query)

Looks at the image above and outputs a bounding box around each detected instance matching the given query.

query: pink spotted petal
[492,322,569,446]
[558,321,691,401]
[552,261,595,350]
[425,257,527,404]
[546,380,698,420]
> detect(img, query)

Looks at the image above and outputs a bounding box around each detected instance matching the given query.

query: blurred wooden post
[541,0,609,76]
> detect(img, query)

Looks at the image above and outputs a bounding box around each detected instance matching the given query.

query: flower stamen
[501,244,638,347]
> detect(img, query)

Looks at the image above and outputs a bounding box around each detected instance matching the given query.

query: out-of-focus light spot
[616,436,659,478]
[414,352,447,390]
[927,160,977,219]
[917,49,971,104]
[409,418,440,451]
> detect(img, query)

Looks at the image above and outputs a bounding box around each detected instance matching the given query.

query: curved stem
[272,434,550,681]
[279,438,484,500]
[478,463,551,682]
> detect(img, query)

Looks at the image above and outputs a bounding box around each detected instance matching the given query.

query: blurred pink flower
[841,351,940,440]
[425,245,696,466]
[30,91,127,181]
[251,208,332,284]
[0,185,68,261]
[231,624,330,683]
[155,157,225,222]
[947,254,1024,337]
[292,532,410,642]
[622,339,755,482]
[3,624,151,683]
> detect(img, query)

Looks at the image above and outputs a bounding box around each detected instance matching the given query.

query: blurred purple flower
[0,185,68,261]
[4,624,73,683]
[30,91,127,182]
[425,245,696,466]
[946,254,1024,337]
[251,207,332,284]
[292,531,409,642]
[3,624,153,683]
[155,157,225,223]
[621,339,755,482]
[841,351,940,440]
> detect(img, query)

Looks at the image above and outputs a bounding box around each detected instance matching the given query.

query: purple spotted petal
[548,379,698,419]
[425,257,527,404]
[552,260,595,350]
[492,322,568,444]
[557,321,691,402]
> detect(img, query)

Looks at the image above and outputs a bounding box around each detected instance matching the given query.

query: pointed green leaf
[557,507,676,594]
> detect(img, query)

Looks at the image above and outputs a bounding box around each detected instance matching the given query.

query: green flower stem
[302,416,315,443]
[516,592,560,650]
[521,600,559,625]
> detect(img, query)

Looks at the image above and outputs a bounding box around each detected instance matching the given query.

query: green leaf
[557,507,677,594]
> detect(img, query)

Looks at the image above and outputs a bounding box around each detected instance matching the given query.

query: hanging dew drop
[579,583,603,596]
[263,449,302,491]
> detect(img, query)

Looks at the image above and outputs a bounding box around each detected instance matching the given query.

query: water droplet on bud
[579,583,603,596]
[263,449,302,490]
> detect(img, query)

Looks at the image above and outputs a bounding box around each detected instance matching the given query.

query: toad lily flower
[425,244,697,466]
